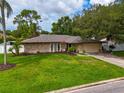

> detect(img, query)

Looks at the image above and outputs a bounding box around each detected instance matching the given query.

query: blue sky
[5,0,115,32]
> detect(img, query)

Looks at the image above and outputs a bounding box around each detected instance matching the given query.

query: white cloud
[8,0,84,16]
[6,0,84,31]
[37,0,84,16]
[90,0,115,5]
[5,0,115,31]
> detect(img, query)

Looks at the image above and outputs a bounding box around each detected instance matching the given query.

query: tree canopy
[52,2,124,42]
[13,9,41,39]
[52,16,72,35]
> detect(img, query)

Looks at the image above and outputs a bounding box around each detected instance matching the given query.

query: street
[64,80,124,93]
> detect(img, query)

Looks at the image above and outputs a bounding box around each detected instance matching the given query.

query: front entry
[51,43,61,52]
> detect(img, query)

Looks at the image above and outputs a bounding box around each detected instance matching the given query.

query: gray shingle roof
[22,35,101,44]
[22,35,82,44]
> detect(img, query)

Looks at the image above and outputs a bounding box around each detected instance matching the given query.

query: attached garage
[76,42,102,53]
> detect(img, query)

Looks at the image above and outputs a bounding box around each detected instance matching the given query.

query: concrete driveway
[65,79,124,93]
[90,54,124,68]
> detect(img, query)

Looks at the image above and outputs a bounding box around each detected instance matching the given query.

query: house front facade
[22,35,102,54]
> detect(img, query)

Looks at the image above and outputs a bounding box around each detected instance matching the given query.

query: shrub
[9,39,22,56]
[68,46,76,53]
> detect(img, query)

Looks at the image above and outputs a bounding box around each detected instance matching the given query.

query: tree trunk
[1,0,7,65]
[16,49,19,56]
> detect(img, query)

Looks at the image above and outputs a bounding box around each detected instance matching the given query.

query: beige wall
[76,43,102,53]
[24,43,67,53]
[61,43,67,51]
[24,43,51,53]
[24,42,101,54]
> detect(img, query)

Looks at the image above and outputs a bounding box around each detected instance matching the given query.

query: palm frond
[4,0,13,18]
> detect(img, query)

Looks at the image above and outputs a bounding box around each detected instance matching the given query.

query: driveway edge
[89,54,124,68]
[46,77,124,93]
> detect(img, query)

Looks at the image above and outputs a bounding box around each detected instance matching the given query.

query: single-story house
[22,35,102,54]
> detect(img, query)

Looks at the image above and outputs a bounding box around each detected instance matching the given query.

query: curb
[46,77,124,93]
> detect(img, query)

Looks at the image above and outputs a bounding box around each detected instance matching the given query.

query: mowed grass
[0,54,124,93]
[112,51,124,57]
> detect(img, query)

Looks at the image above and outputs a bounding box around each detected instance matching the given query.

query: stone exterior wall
[61,43,67,52]
[76,43,102,53]
[23,42,102,54]
[24,43,51,53]
[24,43,67,53]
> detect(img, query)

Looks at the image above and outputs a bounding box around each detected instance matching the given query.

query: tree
[40,30,50,34]
[0,0,13,65]
[0,16,2,23]
[115,0,124,3]
[9,39,22,56]
[13,9,41,39]
[0,30,15,43]
[52,16,73,35]
[71,3,124,42]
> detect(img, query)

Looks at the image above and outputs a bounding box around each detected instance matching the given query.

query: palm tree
[0,16,2,23]
[0,0,13,65]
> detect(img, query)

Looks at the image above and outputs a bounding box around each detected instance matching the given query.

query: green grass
[112,51,124,57]
[0,54,124,93]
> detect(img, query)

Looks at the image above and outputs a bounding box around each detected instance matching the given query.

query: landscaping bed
[0,64,16,71]
[0,54,124,93]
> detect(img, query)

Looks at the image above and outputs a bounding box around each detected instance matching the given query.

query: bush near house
[68,46,76,52]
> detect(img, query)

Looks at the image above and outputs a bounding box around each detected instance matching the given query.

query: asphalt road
[65,80,124,93]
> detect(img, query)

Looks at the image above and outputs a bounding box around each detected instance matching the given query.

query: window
[51,43,61,52]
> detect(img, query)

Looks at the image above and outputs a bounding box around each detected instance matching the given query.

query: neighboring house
[101,38,124,52]
[113,44,124,51]
[22,35,102,54]
[0,41,24,53]
[102,43,124,52]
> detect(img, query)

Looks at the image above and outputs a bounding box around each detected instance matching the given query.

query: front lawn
[112,51,124,57]
[0,54,124,93]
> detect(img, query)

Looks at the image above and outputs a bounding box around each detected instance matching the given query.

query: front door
[67,44,72,50]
